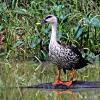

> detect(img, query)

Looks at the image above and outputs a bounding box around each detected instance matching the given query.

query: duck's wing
[66,45,82,57]
[58,41,82,57]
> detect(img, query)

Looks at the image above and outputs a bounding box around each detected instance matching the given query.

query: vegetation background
[0,1,100,100]
[0,0,100,63]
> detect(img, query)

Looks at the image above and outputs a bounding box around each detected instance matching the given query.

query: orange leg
[53,66,63,85]
[64,68,75,86]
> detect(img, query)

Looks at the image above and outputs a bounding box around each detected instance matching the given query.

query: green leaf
[30,36,41,48]
[0,3,7,13]
[83,17,90,25]
[0,26,3,31]
[95,55,100,64]
[90,15,100,28]
[74,24,83,39]
[13,40,24,48]
[14,8,27,15]
[52,4,64,12]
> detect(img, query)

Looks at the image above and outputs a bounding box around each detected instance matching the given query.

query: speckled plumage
[49,41,89,71]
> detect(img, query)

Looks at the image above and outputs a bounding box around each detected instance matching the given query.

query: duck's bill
[41,19,47,24]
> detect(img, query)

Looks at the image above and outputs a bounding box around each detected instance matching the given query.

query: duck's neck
[50,23,57,44]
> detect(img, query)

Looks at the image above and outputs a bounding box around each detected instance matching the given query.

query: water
[0,60,100,100]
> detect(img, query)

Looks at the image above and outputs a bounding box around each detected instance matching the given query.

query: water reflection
[1,86,100,100]
[53,90,75,100]
[48,88,100,100]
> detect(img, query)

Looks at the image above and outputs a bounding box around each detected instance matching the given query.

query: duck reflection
[53,90,75,100]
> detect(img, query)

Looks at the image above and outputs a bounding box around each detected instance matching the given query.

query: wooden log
[25,81,100,90]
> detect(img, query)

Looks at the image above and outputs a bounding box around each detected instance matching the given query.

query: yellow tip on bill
[36,22,41,25]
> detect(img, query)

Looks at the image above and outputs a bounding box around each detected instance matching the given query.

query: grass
[0,0,100,61]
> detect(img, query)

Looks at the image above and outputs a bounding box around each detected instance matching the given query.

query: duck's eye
[45,15,52,20]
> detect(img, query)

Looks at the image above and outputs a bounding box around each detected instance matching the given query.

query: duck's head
[41,15,57,25]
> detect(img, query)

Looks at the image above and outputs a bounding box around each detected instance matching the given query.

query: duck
[41,15,91,86]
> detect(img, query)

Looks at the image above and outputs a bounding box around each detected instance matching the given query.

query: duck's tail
[81,58,92,67]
